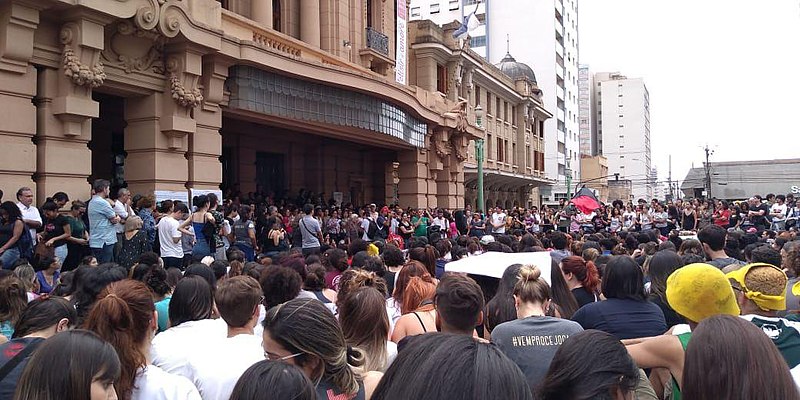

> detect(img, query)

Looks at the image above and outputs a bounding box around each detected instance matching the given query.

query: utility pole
[703,144,714,199]
[475,105,485,212]
[667,155,673,201]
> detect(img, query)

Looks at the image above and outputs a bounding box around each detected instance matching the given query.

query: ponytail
[561,256,601,295]
[583,261,601,293]
[84,280,155,400]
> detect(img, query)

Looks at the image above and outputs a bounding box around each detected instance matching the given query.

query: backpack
[16,227,34,261]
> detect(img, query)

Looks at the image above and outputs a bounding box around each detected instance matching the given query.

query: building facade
[485,0,581,204]
[579,155,608,203]
[408,0,487,58]
[0,0,482,208]
[408,20,553,210]
[681,158,800,200]
[577,64,595,156]
[595,72,652,200]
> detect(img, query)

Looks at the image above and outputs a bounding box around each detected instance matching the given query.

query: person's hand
[46,239,55,248]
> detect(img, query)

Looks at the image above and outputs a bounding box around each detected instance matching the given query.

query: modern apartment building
[578,64,595,156]
[408,0,487,57]
[594,72,653,200]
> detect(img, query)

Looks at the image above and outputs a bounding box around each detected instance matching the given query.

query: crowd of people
[0,181,799,399]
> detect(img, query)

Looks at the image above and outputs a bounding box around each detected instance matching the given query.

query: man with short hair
[549,231,571,264]
[113,188,132,237]
[434,274,485,336]
[185,276,264,400]
[158,201,188,270]
[698,224,744,269]
[15,187,41,245]
[748,196,771,232]
[299,203,322,256]
[727,263,800,384]
[87,180,120,263]
[771,195,788,231]
[491,206,507,234]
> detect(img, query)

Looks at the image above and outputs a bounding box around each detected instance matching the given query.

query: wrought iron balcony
[365,27,389,56]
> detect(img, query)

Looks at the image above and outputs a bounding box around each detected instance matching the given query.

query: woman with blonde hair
[116,215,150,270]
[336,269,387,311]
[390,276,437,343]
[339,287,396,372]
[262,298,382,399]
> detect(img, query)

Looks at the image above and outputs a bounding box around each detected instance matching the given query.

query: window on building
[470,36,486,48]
[430,3,440,13]
[436,64,447,93]
[475,86,481,106]
[496,97,501,119]
[487,134,493,158]
[366,0,374,27]
[410,7,420,17]
[620,155,625,159]
[512,106,516,125]
[449,0,459,10]
[526,145,531,167]
[503,102,508,121]
[512,142,516,164]
[497,137,504,162]
[487,93,492,114]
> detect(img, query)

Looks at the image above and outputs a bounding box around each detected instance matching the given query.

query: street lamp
[475,104,485,213]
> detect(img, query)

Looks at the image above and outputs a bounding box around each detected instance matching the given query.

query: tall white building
[486,0,581,203]
[578,64,595,156]
[408,0,487,57]
[595,72,653,200]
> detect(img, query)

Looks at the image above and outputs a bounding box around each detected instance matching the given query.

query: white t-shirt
[16,202,41,244]
[491,213,507,233]
[186,334,264,400]
[131,364,201,400]
[151,319,228,378]
[158,216,183,258]
[772,204,788,222]
[432,217,449,233]
[361,218,371,241]
[113,200,129,234]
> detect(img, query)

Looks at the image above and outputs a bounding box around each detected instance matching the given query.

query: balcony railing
[365,27,389,56]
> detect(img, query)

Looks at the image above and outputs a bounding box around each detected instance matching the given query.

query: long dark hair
[648,250,683,303]
[13,296,76,338]
[549,259,579,319]
[0,276,27,327]
[371,333,532,400]
[229,360,315,400]
[0,201,22,223]
[682,315,800,400]
[14,330,121,400]
[169,275,214,327]
[485,264,523,333]
[601,256,647,301]
[72,263,128,324]
[537,330,639,400]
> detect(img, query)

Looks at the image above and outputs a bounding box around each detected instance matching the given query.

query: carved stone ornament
[451,133,469,162]
[442,100,469,133]
[101,21,165,74]
[433,129,451,160]
[134,0,189,39]
[60,26,106,88]
[169,73,203,108]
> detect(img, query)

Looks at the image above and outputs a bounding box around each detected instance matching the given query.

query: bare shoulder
[363,370,384,400]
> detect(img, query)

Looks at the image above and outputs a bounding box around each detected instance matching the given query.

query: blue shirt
[572,298,667,340]
[88,196,117,248]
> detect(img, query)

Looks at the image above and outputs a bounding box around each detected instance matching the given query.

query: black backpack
[367,218,380,240]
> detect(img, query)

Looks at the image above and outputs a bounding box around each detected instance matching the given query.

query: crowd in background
[0,181,799,399]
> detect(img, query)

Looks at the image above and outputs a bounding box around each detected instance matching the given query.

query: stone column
[0,1,41,199]
[188,57,228,193]
[300,0,321,47]
[397,148,429,209]
[252,0,273,29]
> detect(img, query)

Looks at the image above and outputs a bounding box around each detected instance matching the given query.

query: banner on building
[395,0,407,85]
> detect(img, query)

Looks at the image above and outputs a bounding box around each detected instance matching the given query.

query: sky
[579,0,800,185]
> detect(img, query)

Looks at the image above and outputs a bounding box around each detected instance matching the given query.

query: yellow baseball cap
[666,263,740,323]
[726,263,787,311]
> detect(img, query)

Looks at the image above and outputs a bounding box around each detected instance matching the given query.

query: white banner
[395,0,407,85]
[445,251,553,283]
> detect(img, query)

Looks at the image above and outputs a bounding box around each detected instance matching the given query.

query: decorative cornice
[134,0,189,39]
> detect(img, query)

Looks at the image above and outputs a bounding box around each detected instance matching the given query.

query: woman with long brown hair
[0,276,27,340]
[560,256,600,307]
[682,314,800,400]
[408,246,437,278]
[84,279,200,399]
[339,287,396,372]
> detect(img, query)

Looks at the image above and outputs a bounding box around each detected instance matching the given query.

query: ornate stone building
[408,20,554,211]
[0,0,481,208]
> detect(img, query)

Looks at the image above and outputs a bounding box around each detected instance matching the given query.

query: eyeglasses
[264,351,304,361]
